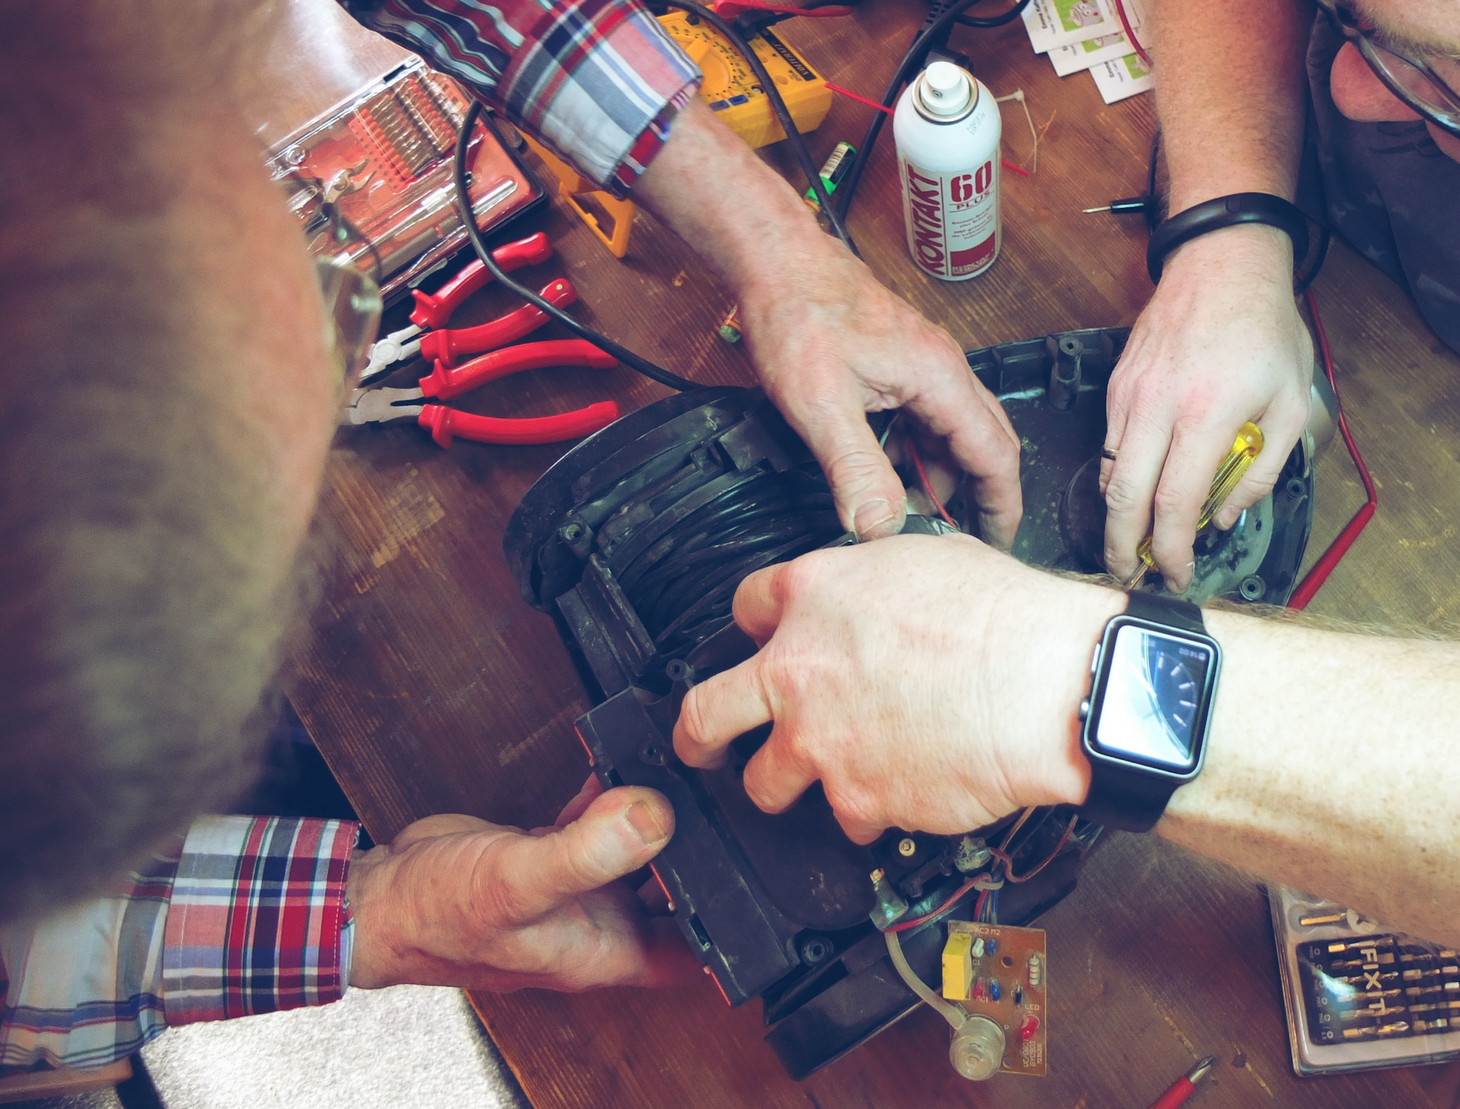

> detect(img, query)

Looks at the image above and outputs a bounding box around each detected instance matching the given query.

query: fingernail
[1172,560,1196,594]
[1214,507,1238,530]
[853,498,899,541]
[625,800,670,846]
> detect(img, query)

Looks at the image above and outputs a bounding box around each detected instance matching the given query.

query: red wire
[1109,0,1152,69]
[908,440,957,526]
[886,876,980,933]
[714,0,854,16]
[823,82,1031,177]
[824,81,894,116]
[1287,287,1377,610]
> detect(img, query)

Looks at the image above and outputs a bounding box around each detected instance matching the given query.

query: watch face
[1090,624,1216,773]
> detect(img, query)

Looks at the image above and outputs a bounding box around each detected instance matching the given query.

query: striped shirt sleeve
[341,0,701,195]
[0,816,357,1072]
[162,816,356,1023]
[0,847,178,1071]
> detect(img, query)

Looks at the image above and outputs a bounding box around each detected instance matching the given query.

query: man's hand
[737,242,1023,546]
[635,100,1021,547]
[346,786,700,993]
[672,533,1122,842]
[1102,224,1313,591]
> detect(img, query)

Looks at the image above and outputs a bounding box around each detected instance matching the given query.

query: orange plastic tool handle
[417,401,621,447]
[418,279,577,366]
[418,338,617,401]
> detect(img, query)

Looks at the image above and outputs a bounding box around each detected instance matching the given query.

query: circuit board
[943,921,1048,1077]
[657,13,831,148]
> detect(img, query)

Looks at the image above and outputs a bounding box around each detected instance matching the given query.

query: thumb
[498,787,675,920]
[798,408,907,540]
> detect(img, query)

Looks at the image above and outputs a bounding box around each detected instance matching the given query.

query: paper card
[1089,52,1154,103]
[1022,0,1128,54]
[1047,30,1133,76]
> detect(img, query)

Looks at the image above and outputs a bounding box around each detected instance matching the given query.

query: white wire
[885,930,967,1031]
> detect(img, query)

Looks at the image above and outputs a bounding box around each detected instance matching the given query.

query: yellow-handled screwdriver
[1125,421,1264,589]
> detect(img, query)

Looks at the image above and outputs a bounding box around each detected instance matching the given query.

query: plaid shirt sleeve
[0,816,357,1072]
[341,0,701,196]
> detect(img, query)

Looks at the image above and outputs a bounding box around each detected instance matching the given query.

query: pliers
[361,232,574,383]
[342,338,621,447]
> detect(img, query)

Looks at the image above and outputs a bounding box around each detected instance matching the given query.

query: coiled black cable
[612,466,840,655]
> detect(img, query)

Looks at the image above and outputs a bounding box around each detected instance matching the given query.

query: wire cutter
[342,338,621,447]
[361,232,569,383]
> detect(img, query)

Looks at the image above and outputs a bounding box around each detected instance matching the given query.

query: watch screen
[1093,626,1214,772]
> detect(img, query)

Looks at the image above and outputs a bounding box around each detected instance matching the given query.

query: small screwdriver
[1125,422,1265,589]
[1083,195,1157,215]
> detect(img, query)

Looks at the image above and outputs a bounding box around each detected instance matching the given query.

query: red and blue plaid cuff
[163,816,358,1024]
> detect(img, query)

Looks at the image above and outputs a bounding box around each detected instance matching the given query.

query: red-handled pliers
[342,338,621,448]
[361,232,560,383]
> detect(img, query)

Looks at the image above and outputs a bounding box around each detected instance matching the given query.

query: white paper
[1089,52,1154,104]
[1047,31,1134,77]
[1022,0,1139,54]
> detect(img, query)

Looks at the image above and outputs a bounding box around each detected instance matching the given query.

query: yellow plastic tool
[658,14,831,149]
[520,16,830,257]
[1126,421,1264,588]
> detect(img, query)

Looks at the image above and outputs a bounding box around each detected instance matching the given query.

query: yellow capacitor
[942,931,974,1001]
[658,14,831,149]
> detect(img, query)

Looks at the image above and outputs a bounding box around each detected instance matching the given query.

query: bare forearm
[633,98,846,314]
[1149,0,1313,208]
[1162,611,1460,946]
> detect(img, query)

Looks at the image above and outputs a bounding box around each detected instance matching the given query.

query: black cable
[832,0,1024,223]
[452,101,699,392]
[954,0,1031,28]
[611,467,840,647]
[668,0,859,255]
[1144,128,1162,233]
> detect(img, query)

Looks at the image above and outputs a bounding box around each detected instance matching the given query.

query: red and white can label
[903,160,999,279]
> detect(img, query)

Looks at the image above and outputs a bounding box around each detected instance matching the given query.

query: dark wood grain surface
[285,2,1460,1105]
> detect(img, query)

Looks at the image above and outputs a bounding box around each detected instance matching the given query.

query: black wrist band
[1122,589,1203,633]
[1146,192,1310,283]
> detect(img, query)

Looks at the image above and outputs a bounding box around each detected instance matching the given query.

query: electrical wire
[886,873,1001,934]
[832,0,1031,223]
[885,929,968,1030]
[452,101,699,392]
[669,0,858,253]
[953,0,1031,28]
[991,812,1078,883]
[1286,286,1377,610]
[1108,0,1151,69]
[909,439,956,525]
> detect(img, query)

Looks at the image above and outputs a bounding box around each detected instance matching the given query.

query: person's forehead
[1351,0,1460,56]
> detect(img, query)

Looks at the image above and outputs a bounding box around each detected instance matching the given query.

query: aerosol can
[894,61,1001,281]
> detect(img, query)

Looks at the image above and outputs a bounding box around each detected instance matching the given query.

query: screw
[897,837,917,858]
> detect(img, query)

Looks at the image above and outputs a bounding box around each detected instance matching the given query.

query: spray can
[894,61,1001,281]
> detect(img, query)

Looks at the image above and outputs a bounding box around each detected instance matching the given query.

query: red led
[1019,1015,1040,1041]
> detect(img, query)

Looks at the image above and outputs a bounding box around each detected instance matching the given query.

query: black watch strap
[1123,588,1203,632]
[1079,591,1207,833]
[1146,192,1310,283]
[1082,759,1178,833]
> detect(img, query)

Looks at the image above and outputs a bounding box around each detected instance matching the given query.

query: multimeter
[657,13,831,148]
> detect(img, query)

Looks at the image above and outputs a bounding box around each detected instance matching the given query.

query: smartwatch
[1077,591,1222,832]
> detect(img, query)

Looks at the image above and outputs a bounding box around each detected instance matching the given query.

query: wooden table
[287,3,1460,1105]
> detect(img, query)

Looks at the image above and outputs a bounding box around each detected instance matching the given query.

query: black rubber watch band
[1081,758,1177,833]
[1146,192,1310,283]
[1122,588,1204,633]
